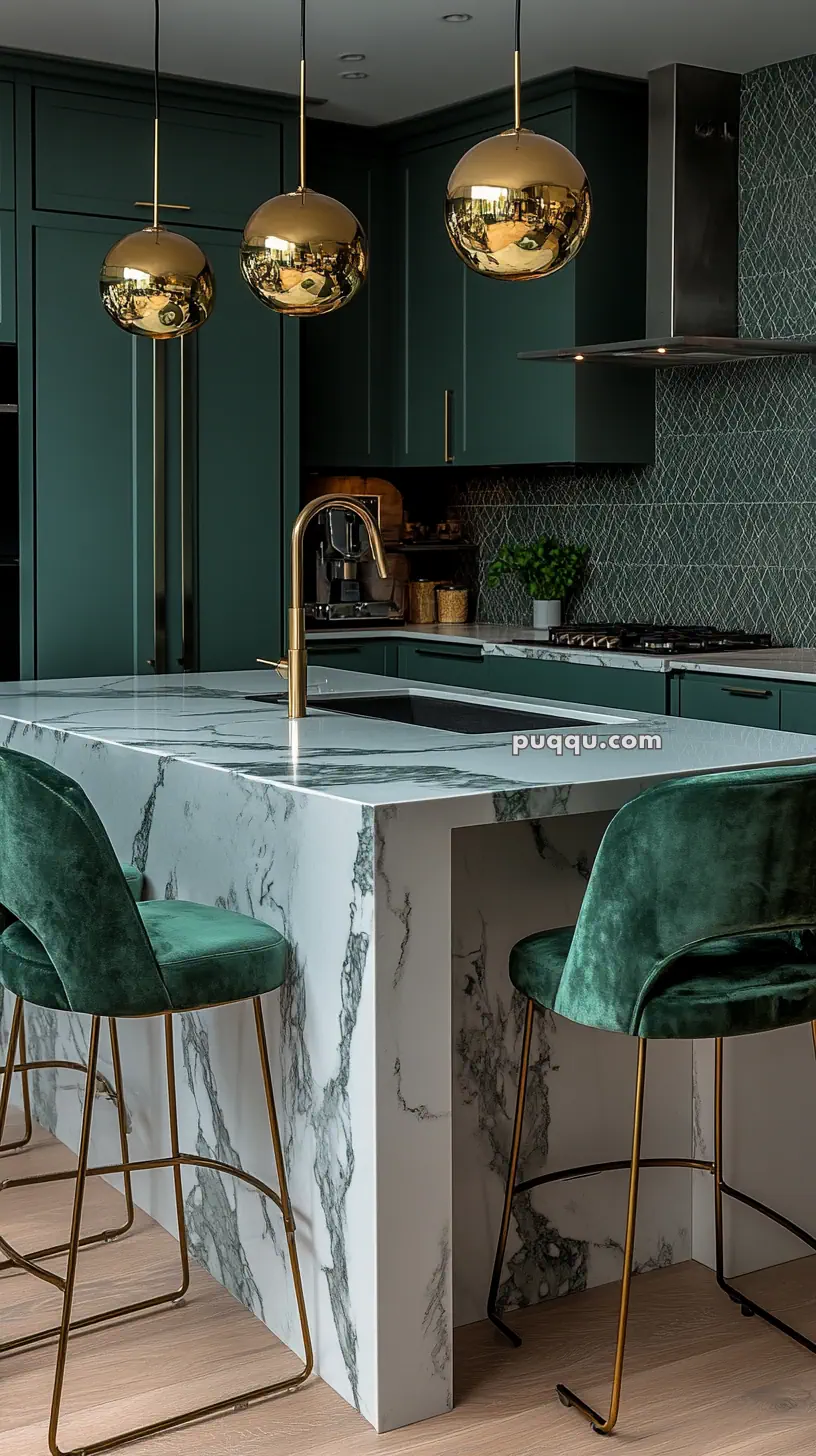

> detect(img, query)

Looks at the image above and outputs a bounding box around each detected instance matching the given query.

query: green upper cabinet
[395,133,466,467]
[301,69,653,471]
[0,82,14,209]
[459,104,576,467]
[300,124,393,470]
[33,215,155,679]
[33,89,282,231]
[0,213,15,343]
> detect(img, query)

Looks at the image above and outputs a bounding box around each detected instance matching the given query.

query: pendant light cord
[299,0,307,193]
[152,0,160,229]
[513,0,522,132]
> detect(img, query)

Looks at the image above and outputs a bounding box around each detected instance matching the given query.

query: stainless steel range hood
[521,64,816,367]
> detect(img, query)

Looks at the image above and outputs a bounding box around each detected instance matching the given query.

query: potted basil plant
[487,535,589,629]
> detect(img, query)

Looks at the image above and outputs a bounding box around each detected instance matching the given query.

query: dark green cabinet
[0,212,14,343]
[34,88,282,231]
[780,685,816,735]
[0,82,13,209]
[308,639,397,676]
[485,655,668,712]
[301,128,392,470]
[33,216,154,678]
[395,134,466,467]
[32,215,284,679]
[398,640,487,690]
[678,673,781,729]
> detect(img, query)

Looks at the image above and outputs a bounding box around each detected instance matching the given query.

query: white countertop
[2,667,816,810]
[309,625,816,683]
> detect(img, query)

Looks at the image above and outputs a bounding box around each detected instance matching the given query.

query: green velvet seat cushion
[121,864,144,897]
[0,900,287,1015]
[511,925,816,1040]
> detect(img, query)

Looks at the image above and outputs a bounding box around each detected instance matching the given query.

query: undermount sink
[247,691,609,735]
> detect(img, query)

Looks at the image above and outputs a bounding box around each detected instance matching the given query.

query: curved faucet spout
[278,494,389,719]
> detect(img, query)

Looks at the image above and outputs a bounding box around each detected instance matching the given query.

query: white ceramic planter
[532,598,562,630]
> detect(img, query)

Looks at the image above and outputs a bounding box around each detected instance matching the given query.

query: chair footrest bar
[516,1156,714,1197]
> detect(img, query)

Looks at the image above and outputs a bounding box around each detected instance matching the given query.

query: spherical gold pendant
[240,188,367,316]
[445,128,591,281]
[100,227,215,339]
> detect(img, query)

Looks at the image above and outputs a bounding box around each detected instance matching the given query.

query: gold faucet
[259,496,388,719]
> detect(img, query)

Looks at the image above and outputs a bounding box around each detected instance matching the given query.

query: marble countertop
[309,623,816,680]
[2,667,816,809]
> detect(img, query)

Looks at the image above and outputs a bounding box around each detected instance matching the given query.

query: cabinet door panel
[398,641,486,690]
[0,212,15,344]
[308,640,391,676]
[34,218,154,678]
[398,137,465,466]
[0,82,14,210]
[679,673,780,728]
[190,228,283,671]
[485,656,668,713]
[460,106,576,468]
[160,108,282,231]
[780,685,816,735]
[35,90,153,220]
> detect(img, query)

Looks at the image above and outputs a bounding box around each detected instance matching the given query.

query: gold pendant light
[100,0,215,339]
[445,0,591,280]
[240,0,368,316]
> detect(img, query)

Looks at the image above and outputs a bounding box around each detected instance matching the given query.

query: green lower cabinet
[485,656,669,713]
[780,685,816,735]
[308,639,397,676]
[398,641,487,690]
[678,673,781,729]
[0,211,14,344]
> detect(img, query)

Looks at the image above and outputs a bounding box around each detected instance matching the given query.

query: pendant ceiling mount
[445,0,591,280]
[240,0,368,317]
[99,0,215,339]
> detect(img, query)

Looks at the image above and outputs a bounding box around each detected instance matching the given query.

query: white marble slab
[1,669,815,1433]
[675,648,816,684]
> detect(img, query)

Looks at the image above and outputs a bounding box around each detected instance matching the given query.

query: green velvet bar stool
[0,748,312,1456]
[0,862,143,1156]
[488,761,816,1438]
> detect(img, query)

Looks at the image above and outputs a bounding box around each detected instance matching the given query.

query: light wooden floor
[2,1115,816,1454]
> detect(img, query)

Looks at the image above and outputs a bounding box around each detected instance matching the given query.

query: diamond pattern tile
[459,55,816,643]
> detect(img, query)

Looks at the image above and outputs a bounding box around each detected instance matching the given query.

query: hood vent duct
[521,63,816,366]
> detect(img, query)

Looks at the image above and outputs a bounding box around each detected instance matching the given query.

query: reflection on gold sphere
[240,188,367,316]
[100,228,215,339]
[445,128,591,281]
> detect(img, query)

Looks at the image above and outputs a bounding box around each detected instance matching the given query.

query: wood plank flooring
[2,1113,816,1454]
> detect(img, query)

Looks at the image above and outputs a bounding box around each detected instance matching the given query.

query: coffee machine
[308,497,405,624]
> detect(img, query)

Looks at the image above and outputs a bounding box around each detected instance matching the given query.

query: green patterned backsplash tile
[459,55,816,642]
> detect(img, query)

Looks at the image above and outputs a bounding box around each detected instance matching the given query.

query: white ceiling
[2,0,814,125]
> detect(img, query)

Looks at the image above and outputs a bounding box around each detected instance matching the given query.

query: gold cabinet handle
[444,388,454,464]
[135,201,191,210]
[178,336,196,671]
[150,342,168,674]
[723,686,772,699]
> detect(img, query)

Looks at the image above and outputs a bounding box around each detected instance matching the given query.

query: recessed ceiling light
[442,12,473,21]
[341,71,369,80]
[338,52,366,62]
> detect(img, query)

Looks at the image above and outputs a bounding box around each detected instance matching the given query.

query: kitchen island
[2,668,816,1432]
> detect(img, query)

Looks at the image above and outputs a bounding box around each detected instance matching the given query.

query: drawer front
[398,641,486,690]
[0,83,14,210]
[34,90,282,230]
[308,640,392,676]
[485,657,668,713]
[780,685,816,736]
[0,211,15,343]
[679,673,780,728]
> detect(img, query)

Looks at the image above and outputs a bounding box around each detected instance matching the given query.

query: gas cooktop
[519,624,773,656]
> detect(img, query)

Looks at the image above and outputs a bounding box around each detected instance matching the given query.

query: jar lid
[437,584,466,592]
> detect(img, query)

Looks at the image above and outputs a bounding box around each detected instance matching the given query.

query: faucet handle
[257,657,289,679]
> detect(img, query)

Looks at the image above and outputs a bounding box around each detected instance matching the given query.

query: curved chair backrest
[559,761,816,1036]
[0,748,170,1016]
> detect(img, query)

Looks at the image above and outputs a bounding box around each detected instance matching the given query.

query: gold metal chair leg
[0,997,24,1149]
[49,1015,102,1456]
[0,999,34,1153]
[556,1038,648,1436]
[163,1012,191,1298]
[713,1030,816,1354]
[487,997,535,1346]
[47,1000,313,1456]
